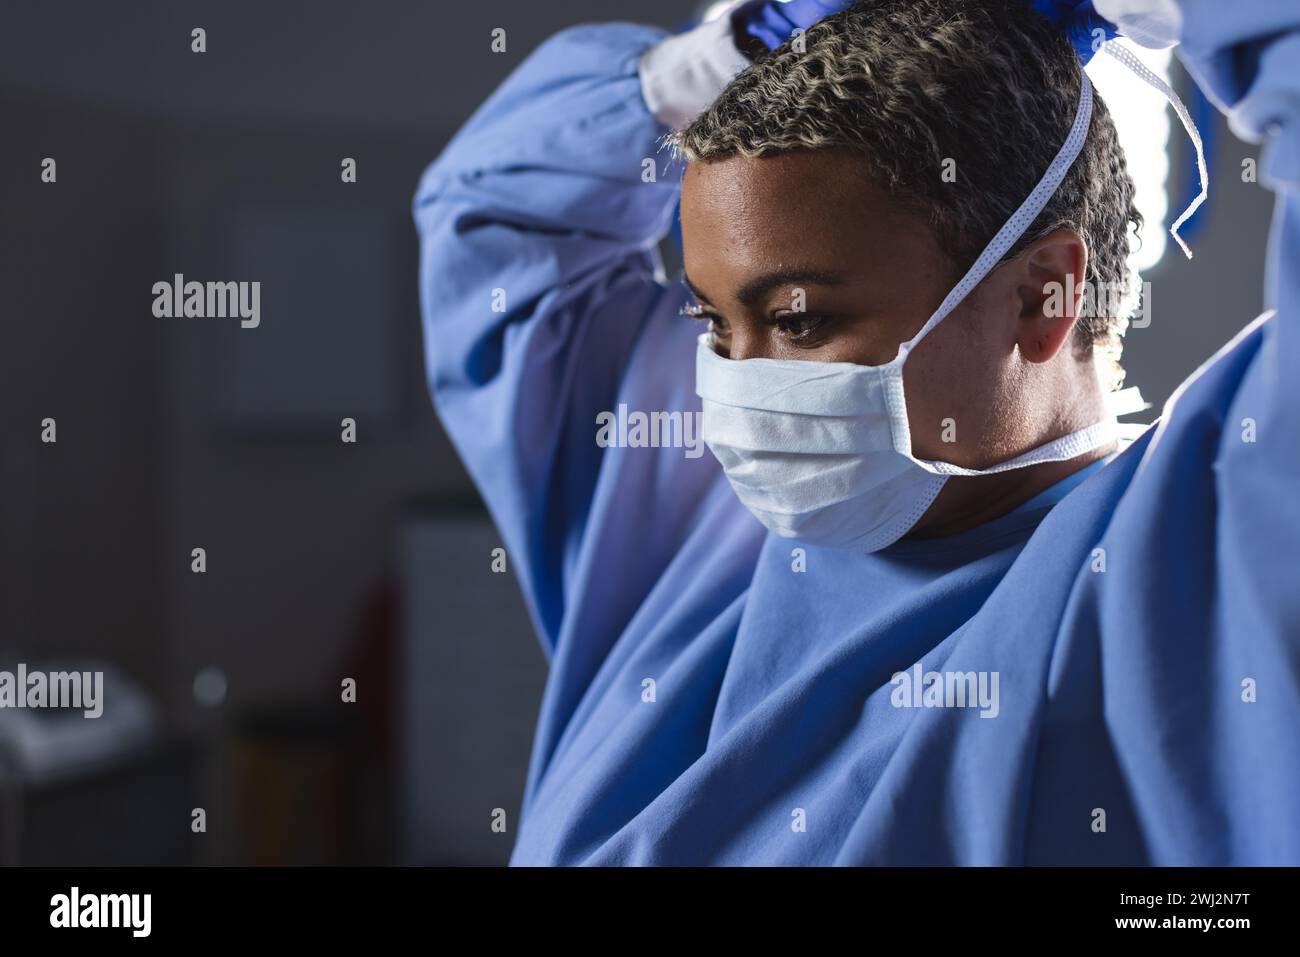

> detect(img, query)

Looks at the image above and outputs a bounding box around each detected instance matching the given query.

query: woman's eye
[681,304,729,335]
[776,313,828,342]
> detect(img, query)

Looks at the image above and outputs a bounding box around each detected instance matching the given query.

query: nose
[721,326,770,361]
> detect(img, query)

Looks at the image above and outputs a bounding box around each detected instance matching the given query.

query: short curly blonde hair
[673,0,1141,384]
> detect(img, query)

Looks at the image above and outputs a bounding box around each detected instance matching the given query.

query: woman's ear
[1012,227,1089,364]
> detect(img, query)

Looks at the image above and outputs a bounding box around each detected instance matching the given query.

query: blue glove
[733,1,1119,64]
[1029,0,1119,63]
[731,0,853,52]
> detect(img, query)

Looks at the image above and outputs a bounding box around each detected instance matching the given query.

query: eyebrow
[683,267,850,308]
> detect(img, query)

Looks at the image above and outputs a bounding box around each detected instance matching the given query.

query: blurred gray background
[0,0,1273,864]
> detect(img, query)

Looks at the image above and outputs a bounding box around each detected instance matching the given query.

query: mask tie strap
[881,71,1094,453]
[901,72,1095,357]
[1100,40,1207,259]
[913,383,1151,475]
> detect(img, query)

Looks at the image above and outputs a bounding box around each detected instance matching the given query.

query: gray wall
[0,0,698,726]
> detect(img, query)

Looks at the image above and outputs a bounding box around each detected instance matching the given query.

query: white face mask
[695,69,1147,552]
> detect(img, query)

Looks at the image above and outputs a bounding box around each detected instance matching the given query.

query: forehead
[678,149,945,286]
[683,148,867,205]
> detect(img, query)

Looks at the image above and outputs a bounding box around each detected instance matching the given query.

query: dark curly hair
[673,0,1142,385]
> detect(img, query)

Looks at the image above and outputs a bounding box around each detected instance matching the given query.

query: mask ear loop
[1100,41,1206,259]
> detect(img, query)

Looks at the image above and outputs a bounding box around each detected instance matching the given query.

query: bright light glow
[701,1,736,22]
[1086,40,1175,272]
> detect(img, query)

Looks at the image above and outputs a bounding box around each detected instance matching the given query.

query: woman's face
[678,147,1087,471]
[680,148,957,365]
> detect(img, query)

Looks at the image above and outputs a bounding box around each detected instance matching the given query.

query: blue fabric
[734,0,1117,62]
[413,3,1300,865]
[732,0,852,51]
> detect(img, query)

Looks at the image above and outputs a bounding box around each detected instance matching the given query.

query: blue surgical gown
[413,1,1300,864]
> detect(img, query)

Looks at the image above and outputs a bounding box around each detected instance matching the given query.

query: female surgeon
[413,0,1300,864]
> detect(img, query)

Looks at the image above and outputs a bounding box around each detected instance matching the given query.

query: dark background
[0,0,1275,865]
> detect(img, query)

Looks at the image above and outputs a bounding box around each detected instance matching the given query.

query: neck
[906,442,1113,540]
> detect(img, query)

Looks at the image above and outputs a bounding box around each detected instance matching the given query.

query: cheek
[821,316,920,366]
[902,310,1003,457]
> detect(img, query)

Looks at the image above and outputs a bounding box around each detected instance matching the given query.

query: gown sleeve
[412,18,751,654]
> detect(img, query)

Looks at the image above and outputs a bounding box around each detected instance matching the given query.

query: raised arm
[1156,0,1300,628]
[412,18,750,651]
[1080,0,1300,863]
